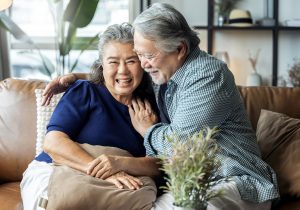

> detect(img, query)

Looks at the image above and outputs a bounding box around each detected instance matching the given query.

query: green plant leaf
[0,18,9,30]
[70,33,99,71]
[61,24,77,56]
[160,127,222,207]
[1,1,100,77]
[0,12,54,76]
[63,0,100,28]
[18,50,56,77]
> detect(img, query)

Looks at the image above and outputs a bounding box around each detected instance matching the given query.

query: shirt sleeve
[144,63,237,156]
[47,80,91,139]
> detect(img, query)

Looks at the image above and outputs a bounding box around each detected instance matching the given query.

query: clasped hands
[86,155,142,190]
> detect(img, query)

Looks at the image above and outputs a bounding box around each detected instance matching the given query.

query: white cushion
[35,89,63,156]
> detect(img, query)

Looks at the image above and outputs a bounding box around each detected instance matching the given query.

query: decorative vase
[246,71,262,86]
[218,14,226,26]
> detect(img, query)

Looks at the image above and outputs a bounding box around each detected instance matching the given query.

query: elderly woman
[20,23,161,210]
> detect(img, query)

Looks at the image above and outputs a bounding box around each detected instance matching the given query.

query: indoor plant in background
[247,49,263,86]
[0,0,100,78]
[288,58,300,87]
[160,127,224,210]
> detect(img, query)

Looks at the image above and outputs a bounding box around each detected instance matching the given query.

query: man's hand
[105,171,143,190]
[87,154,121,179]
[42,74,77,106]
[128,98,158,137]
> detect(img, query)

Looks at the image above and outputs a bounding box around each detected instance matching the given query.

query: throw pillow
[47,143,157,210]
[35,89,63,156]
[256,109,300,196]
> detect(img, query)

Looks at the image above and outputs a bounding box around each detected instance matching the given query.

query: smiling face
[133,30,185,85]
[102,41,143,105]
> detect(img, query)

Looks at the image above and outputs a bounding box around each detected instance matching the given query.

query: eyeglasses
[134,50,160,62]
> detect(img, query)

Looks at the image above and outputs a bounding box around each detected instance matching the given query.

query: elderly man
[42,3,279,210]
[128,3,279,210]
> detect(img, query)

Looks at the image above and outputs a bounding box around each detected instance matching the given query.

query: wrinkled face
[133,30,180,85]
[102,41,143,103]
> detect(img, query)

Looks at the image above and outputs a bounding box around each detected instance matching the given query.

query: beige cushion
[35,89,63,156]
[256,109,300,196]
[47,144,157,210]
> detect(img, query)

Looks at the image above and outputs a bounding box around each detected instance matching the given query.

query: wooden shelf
[193,26,276,30]
[146,0,300,86]
[278,26,300,31]
[211,26,276,30]
[205,0,300,86]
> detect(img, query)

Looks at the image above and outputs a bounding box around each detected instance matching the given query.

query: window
[9,0,131,80]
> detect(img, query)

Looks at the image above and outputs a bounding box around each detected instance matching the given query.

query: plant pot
[172,205,206,210]
[217,14,227,26]
[173,206,195,210]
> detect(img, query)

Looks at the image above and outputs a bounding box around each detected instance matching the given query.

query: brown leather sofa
[0,78,300,210]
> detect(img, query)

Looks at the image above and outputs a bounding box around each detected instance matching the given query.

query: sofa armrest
[0,78,47,182]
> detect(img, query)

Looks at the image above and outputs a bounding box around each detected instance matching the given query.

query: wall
[151,0,300,86]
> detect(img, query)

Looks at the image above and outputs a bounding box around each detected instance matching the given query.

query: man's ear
[177,41,188,60]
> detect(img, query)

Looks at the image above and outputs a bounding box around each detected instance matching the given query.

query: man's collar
[169,47,201,85]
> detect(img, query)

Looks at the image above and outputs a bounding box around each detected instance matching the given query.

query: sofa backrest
[238,86,300,130]
[0,78,299,183]
[0,78,46,182]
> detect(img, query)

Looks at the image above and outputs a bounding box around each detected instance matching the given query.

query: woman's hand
[128,98,158,137]
[105,171,143,190]
[42,74,77,106]
[87,154,121,179]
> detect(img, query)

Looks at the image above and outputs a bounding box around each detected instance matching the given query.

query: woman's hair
[133,3,200,54]
[90,23,133,85]
[89,23,156,108]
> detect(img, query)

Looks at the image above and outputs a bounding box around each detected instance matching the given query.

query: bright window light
[9,0,129,80]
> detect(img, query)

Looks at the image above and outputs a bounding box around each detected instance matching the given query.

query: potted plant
[247,49,262,86]
[160,127,223,210]
[215,0,242,26]
[288,58,300,87]
[0,0,100,78]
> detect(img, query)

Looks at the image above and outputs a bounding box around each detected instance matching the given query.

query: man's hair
[133,3,200,54]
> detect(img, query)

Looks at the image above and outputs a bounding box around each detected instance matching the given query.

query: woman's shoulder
[68,80,103,93]
[60,80,106,108]
[72,79,92,88]
[61,80,104,103]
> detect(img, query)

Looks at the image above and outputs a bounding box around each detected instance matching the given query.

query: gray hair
[90,23,134,84]
[89,23,155,106]
[133,3,200,54]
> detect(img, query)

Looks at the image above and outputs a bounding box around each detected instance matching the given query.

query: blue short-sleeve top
[35,80,145,163]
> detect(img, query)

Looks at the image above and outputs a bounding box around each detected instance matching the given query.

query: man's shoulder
[187,50,225,73]
[177,49,235,92]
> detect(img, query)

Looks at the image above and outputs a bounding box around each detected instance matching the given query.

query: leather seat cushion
[0,182,23,210]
